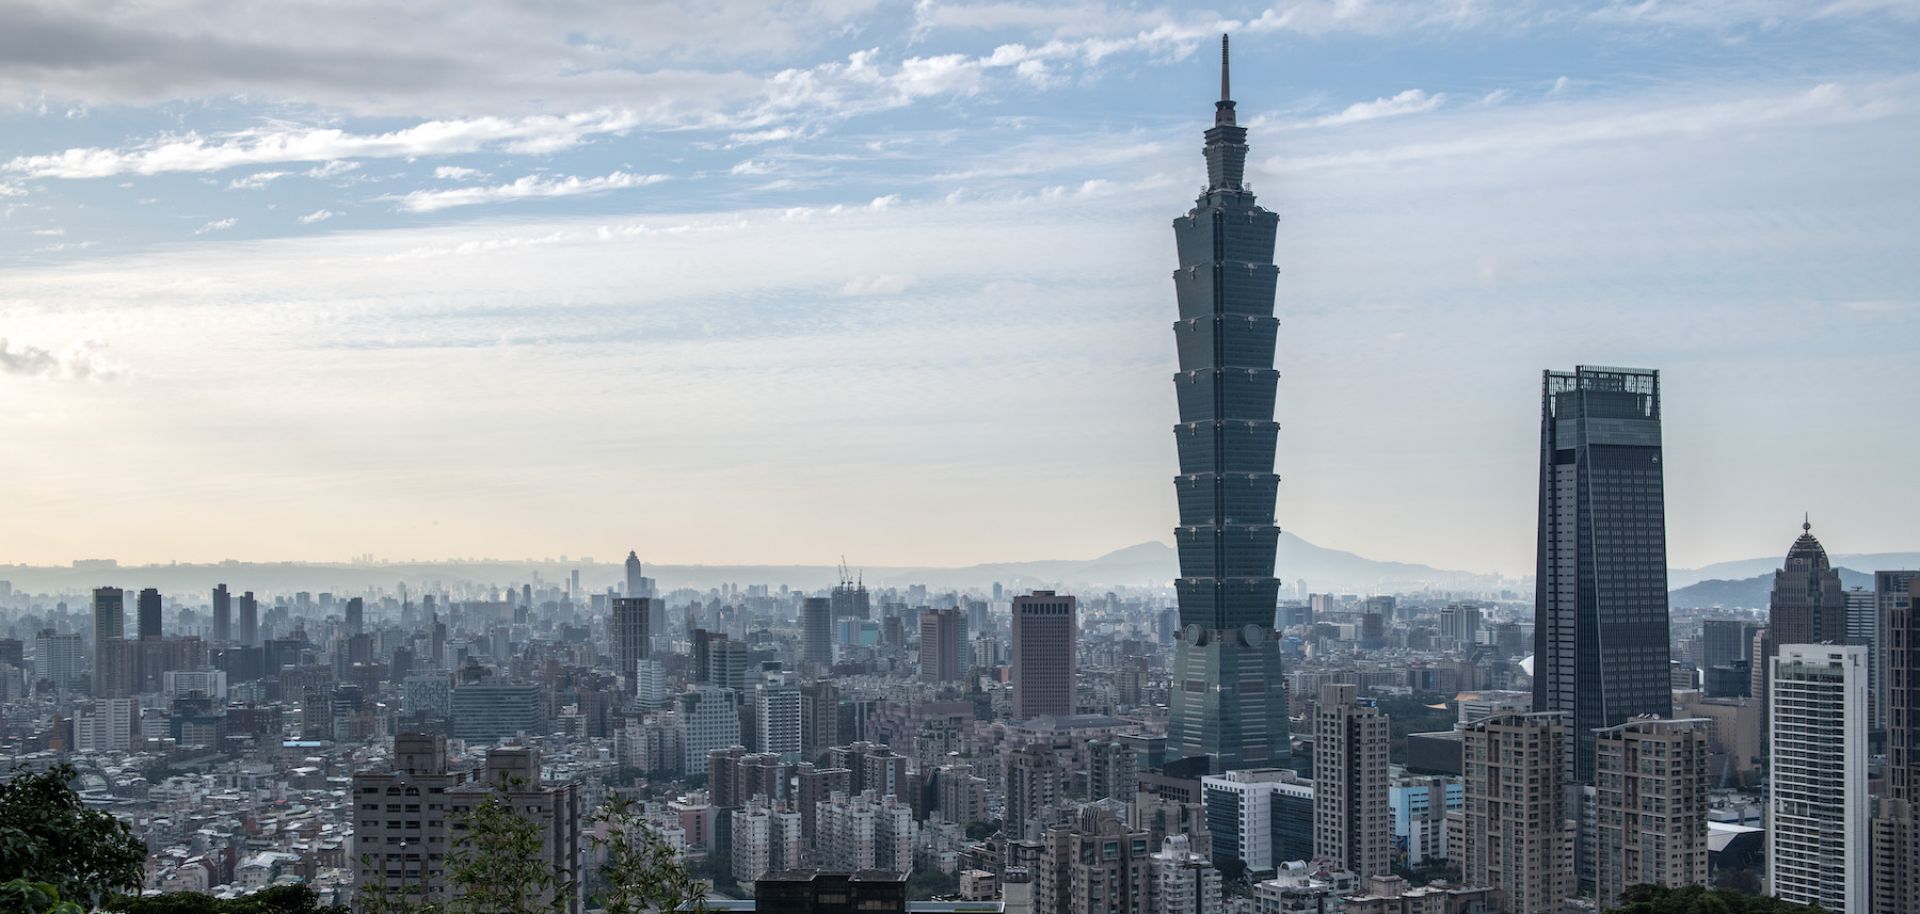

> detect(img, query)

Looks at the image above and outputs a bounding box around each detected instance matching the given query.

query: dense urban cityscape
[3,7,1916,914]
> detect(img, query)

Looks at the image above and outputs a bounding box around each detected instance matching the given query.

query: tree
[0,764,146,907]
[101,884,347,914]
[1,880,85,914]
[587,796,706,914]
[906,868,958,901]
[963,820,1000,841]
[444,790,573,914]
[1606,884,1825,914]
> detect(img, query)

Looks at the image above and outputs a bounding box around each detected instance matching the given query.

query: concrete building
[734,800,805,885]
[757,672,804,763]
[1005,743,1062,841]
[449,681,544,742]
[34,629,83,692]
[804,597,834,669]
[1151,834,1220,914]
[918,607,966,683]
[73,697,138,752]
[1012,591,1077,720]
[816,790,914,874]
[1253,862,1358,914]
[1312,684,1391,880]
[1038,804,1153,914]
[679,685,743,772]
[1768,644,1867,914]
[1388,773,1462,867]
[1202,768,1313,876]
[612,596,653,688]
[1593,717,1710,906]
[1873,573,1920,914]
[1461,712,1571,914]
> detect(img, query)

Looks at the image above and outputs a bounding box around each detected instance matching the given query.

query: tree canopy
[1607,884,1826,914]
[0,764,146,907]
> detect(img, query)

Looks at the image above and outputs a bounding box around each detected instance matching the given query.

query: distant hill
[1669,552,1920,589]
[1670,567,1877,610]
[0,532,1506,599]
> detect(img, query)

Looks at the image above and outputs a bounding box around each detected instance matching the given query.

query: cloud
[730,159,775,175]
[0,338,120,381]
[195,217,237,234]
[433,165,485,180]
[4,110,644,180]
[306,160,361,179]
[868,193,900,209]
[1312,89,1445,127]
[841,273,917,295]
[228,170,288,189]
[297,209,335,224]
[387,170,669,212]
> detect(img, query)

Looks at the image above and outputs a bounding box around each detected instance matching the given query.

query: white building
[73,698,138,752]
[1388,773,1461,866]
[1203,769,1312,874]
[33,630,83,692]
[162,669,229,700]
[1254,862,1357,914]
[731,800,803,885]
[677,685,741,772]
[816,790,915,873]
[1152,834,1221,914]
[756,673,803,763]
[1769,644,1868,914]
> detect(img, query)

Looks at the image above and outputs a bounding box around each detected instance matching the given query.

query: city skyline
[3,3,1917,575]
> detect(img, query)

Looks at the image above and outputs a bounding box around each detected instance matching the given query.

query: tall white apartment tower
[1768,644,1868,914]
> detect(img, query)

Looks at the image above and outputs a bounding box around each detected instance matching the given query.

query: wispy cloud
[4,110,644,180]
[228,170,288,189]
[0,338,120,381]
[297,209,336,224]
[842,273,916,295]
[194,217,237,234]
[387,171,669,213]
[1311,89,1445,127]
[433,166,486,180]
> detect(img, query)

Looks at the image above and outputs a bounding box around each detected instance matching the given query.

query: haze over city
[3,1,1916,574]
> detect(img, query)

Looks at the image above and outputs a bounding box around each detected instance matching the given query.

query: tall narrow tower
[1167,34,1291,771]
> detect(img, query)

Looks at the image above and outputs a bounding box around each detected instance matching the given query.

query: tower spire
[1221,33,1231,103]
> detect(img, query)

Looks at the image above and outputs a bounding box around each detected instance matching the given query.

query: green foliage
[689,855,739,898]
[444,788,573,914]
[1606,884,1825,914]
[963,820,1000,842]
[587,796,706,914]
[102,884,346,914]
[906,868,958,901]
[1,879,86,914]
[0,764,147,907]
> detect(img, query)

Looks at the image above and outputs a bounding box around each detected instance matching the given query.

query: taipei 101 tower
[1167,35,1292,772]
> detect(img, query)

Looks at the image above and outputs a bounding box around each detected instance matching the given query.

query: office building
[449,682,544,742]
[1701,619,1760,698]
[345,596,364,637]
[800,679,840,762]
[804,597,834,668]
[1166,36,1292,773]
[1312,684,1391,880]
[918,607,965,683]
[1461,712,1571,914]
[624,550,655,598]
[753,871,908,914]
[1012,591,1077,720]
[1533,366,1673,783]
[1768,644,1867,914]
[831,577,870,620]
[73,698,138,752]
[611,597,653,689]
[1769,521,1850,650]
[92,586,125,646]
[1593,717,1710,906]
[138,587,162,639]
[1388,773,1462,867]
[1201,768,1312,875]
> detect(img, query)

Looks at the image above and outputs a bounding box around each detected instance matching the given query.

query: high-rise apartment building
[92,586,124,645]
[1166,35,1292,774]
[803,597,834,669]
[1312,684,1391,880]
[1873,574,1920,914]
[1533,366,1673,783]
[1006,743,1063,841]
[34,629,83,692]
[1038,805,1154,914]
[918,607,966,683]
[756,671,803,763]
[1152,834,1220,914]
[1089,739,1140,803]
[1461,712,1571,914]
[1592,717,1710,906]
[238,591,259,647]
[137,587,162,640]
[800,679,840,763]
[345,596,364,636]
[678,685,742,772]
[1012,591,1077,720]
[1769,644,1867,914]
[211,584,231,643]
[814,790,915,873]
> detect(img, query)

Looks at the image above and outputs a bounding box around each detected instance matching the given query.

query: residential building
[918,607,966,683]
[1593,717,1710,906]
[1461,712,1571,914]
[1312,684,1390,880]
[1769,644,1867,914]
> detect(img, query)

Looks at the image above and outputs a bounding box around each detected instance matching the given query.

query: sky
[1,0,1916,576]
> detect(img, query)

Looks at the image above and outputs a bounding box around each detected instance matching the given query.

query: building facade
[1532,365,1672,783]
[1165,36,1292,773]
[1461,712,1570,914]
[1592,717,1710,906]
[1312,683,1390,880]
[1769,644,1868,914]
[1012,591,1077,720]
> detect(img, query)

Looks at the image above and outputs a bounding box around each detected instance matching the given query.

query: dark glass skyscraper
[1532,366,1673,783]
[1167,36,1291,772]
[137,587,163,640]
